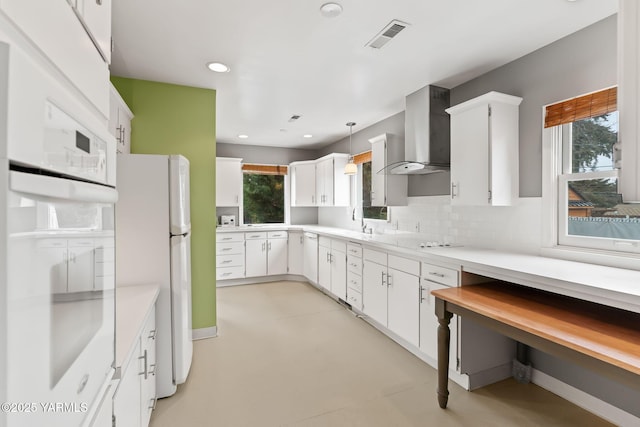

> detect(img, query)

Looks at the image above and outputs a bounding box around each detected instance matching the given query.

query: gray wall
[450,15,617,197]
[216,142,318,164]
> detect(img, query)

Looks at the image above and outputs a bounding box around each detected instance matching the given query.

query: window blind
[544,87,617,128]
[353,151,372,165]
[241,164,288,175]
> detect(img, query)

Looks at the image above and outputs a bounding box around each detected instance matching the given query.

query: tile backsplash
[318,196,542,254]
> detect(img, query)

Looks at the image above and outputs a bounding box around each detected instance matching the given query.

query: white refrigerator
[116,154,193,398]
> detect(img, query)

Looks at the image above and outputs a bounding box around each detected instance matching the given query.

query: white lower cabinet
[363,249,420,347]
[420,280,458,369]
[216,232,245,280]
[346,243,363,310]
[288,231,304,275]
[387,256,420,347]
[245,231,288,278]
[114,305,157,427]
[303,233,318,283]
[318,237,347,300]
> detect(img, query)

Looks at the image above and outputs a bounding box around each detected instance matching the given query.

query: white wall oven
[1,41,117,426]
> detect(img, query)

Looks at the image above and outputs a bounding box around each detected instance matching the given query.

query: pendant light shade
[344,121,357,175]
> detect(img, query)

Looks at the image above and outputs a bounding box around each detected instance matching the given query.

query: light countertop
[216,225,640,313]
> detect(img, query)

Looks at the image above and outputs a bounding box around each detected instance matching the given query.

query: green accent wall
[111,77,217,330]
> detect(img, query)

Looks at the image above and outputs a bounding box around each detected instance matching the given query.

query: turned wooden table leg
[435,298,453,409]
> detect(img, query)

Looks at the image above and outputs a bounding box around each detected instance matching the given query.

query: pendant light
[344,122,357,175]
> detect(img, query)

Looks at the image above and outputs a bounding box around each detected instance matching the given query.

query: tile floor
[150,281,613,427]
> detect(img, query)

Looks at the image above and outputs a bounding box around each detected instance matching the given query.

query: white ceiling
[111,0,617,150]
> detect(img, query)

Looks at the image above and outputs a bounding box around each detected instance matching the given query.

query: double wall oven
[1,40,116,426]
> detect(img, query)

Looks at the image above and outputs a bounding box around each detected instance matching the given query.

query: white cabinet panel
[387,267,420,347]
[447,92,522,206]
[113,340,141,427]
[362,259,387,326]
[1,0,110,116]
[303,233,318,283]
[267,237,288,275]
[287,231,304,275]
[368,134,407,207]
[419,281,457,368]
[290,161,316,206]
[318,245,331,291]
[330,246,346,300]
[245,238,267,277]
[77,0,112,62]
[215,158,243,207]
[109,84,133,154]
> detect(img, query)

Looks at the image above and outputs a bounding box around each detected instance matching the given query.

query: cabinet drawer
[216,266,244,280]
[216,233,244,243]
[216,254,244,268]
[421,262,458,287]
[245,231,268,240]
[363,248,387,265]
[267,231,288,239]
[347,272,362,293]
[319,236,331,248]
[347,244,362,258]
[346,288,362,310]
[347,255,362,274]
[216,242,244,255]
[388,255,419,276]
[331,239,346,253]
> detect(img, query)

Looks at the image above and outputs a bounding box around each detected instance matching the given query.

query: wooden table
[431,282,640,409]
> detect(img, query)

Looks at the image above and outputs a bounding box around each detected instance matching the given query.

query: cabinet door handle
[148,329,157,340]
[138,349,148,379]
[387,273,392,286]
[451,182,458,199]
[268,242,272,251]
[235,195,239,203]
[420,286,428,303]
[222,237,232,241]
[148,363,156,376]
[222,247,232,251]
[262,242,265,251]
[222,259,232,264]
[381,271,386,286]
[300,236,303,244]
[221,272,232,277]
[428,272,445,278]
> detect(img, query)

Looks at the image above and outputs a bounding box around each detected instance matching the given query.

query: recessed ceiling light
[238,134,249,139]
[207,62,230,73]
[320,3,342,18]
[303,134,313,138]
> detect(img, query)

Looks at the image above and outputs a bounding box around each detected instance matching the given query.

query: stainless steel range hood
[380,85,450,175]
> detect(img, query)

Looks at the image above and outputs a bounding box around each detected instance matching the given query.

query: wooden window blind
[353,151,372,165]
[241,164,288,175]
[544,87,617,128]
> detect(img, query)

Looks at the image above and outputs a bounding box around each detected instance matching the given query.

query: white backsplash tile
[317,195,542,254]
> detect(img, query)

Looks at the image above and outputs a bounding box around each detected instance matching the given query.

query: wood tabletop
[431,282,640,375]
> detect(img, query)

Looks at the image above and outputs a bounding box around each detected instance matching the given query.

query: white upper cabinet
[446,92,522,206]
[1,0,110,117]
[369,134,407,207]
[290,161,317,206]
[315,153,350,207]
[109,84,134,154]
[75,0,112,63]
[618,0,640,203]
[215,157,243,207]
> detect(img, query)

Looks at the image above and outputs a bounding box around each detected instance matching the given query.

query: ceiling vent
[366,20,409,49]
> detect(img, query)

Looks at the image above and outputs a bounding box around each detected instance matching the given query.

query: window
[242,164,286,224]
[362,161,387,220]
[544,87,640,253]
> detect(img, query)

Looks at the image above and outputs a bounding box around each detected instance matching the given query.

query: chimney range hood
[380,85,451,175]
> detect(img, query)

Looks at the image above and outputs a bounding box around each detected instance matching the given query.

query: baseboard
[192,326,217,340]
[216,274,306,287]
[531,368,639,427]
